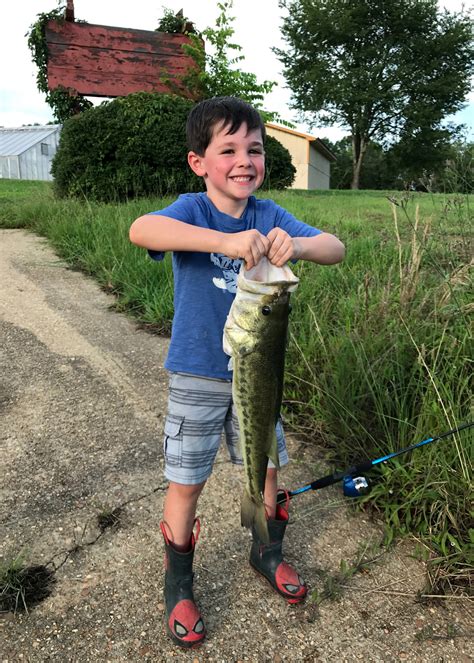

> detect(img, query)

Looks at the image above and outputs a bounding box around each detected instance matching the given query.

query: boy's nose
[237,152,252,167]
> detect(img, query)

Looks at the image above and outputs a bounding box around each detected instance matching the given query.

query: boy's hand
[222,230,270,269]
[267,228,301,267]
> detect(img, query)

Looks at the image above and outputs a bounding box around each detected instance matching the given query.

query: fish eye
[261,305,272,316]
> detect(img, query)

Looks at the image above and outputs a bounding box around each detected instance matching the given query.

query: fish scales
[223,257,299,543]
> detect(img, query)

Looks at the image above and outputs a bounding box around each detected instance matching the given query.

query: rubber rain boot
[250,490,307,604]
[160,519,205,648]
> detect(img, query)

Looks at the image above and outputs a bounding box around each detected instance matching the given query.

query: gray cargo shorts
[163,372,289,485]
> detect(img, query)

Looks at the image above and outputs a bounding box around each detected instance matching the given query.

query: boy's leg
[225,411,307,602]
[160,372,233,647]
[264,467,277,519]
[160,481,208,648]
[163,480,206,549]
[251,469,307,604]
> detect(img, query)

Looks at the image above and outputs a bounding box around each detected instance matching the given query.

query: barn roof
[0,126,61,157]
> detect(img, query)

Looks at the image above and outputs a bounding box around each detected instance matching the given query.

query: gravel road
[0,229,472,662]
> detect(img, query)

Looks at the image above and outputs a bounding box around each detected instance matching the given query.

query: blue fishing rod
[279,422,473,502]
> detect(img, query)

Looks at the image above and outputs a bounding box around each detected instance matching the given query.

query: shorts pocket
[163,415,184,467]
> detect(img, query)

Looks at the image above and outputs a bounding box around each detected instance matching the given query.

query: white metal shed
[0,125,61,181]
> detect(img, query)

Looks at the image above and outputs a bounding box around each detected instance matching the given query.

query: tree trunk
[351,132,367,189]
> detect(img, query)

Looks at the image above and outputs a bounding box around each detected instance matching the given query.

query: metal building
[0,125,61,181]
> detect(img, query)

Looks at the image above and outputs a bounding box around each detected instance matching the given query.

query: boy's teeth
[232,176,251,182]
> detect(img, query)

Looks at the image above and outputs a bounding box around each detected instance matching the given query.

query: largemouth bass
[223,257,299,544]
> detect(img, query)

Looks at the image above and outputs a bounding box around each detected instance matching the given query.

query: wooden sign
[45,19,198,98]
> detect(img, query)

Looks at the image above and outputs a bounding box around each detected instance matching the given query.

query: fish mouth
[240,258,299,293]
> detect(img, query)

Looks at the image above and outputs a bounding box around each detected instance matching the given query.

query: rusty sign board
[45,19,198,98]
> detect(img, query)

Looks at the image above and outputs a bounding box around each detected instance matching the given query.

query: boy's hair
[186,96,266,156]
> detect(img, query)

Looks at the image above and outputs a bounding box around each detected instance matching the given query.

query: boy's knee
[169,480,206,499]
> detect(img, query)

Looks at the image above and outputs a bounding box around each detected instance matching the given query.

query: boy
[129,96,344,648]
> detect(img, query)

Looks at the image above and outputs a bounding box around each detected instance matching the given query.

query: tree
[322,136,391,189]
[319,137,352,189]
[438,140,474,193]
[275,0,473,188]
[385,124,463,189]
[176,1,282,122]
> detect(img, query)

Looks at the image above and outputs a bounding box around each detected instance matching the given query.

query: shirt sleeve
[146,194,197,261]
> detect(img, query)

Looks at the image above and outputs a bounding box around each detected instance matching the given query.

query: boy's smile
[188,122,265,218]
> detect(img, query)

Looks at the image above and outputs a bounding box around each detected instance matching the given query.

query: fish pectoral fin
[268,432,280,470]
[223,327,256,357]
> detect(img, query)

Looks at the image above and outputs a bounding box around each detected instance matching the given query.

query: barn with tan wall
[265,123,336,190]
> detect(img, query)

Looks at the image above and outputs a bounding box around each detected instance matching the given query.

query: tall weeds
[285,192,472,593]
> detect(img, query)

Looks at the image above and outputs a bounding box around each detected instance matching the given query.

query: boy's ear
[188,151,207,177]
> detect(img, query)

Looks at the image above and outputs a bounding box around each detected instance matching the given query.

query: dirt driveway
[0,229,472,662]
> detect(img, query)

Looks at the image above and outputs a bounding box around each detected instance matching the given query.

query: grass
[0,555,55,613]
[1,180,472,594]
[311,539,385,605]
[97,506,123,532]
[0,504,122,613]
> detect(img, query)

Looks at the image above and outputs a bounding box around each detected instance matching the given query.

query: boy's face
[188,121,265,216]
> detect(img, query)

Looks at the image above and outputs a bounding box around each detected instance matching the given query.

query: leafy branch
[175,1,287,124]
[27,4,92,123]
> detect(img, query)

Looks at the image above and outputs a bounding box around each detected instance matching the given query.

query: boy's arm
[129,214,270,269]
[294,233,345,265]
[267,228,345,267]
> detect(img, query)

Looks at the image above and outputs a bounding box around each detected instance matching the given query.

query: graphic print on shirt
[210,253,243,293]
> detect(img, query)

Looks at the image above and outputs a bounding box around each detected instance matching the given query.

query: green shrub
[52,92,296,202]
[52,93,201,202]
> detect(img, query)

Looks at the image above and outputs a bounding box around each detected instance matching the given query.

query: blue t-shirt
[148,192,321,379]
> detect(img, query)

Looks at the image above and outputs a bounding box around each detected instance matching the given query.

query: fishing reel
[342,475,370,497]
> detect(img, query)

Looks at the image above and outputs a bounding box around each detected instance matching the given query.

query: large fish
[223,257,299,544]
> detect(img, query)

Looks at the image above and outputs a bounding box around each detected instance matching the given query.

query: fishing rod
[278,421,473,503]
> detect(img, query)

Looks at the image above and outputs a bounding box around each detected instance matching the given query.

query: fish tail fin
[241,490,270,544]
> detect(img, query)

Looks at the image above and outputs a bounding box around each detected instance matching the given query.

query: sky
[1,0,472,142]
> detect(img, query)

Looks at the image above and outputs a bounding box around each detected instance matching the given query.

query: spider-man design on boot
[250,490,307,604]
[160,520,206,648]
